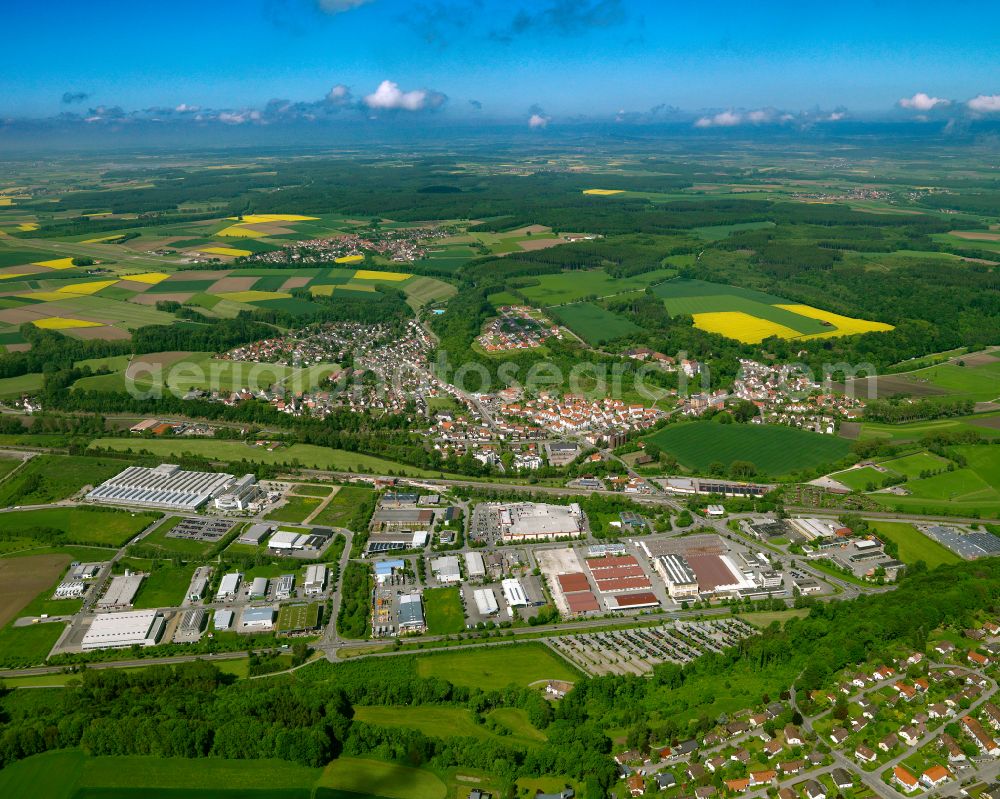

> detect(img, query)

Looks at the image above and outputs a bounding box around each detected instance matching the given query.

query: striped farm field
[654,278,892,344]
[644,420,852,477]
[583,188,624,195]
[353,269,411,281]
[200,247,251,257]
[226,214,319,223]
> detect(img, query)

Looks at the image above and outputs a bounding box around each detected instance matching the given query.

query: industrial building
[69,562,103,580]
[431,555,462,584]
[186,567,211,602]
[473,588,500,615]
[214,609,234,630]
[239,523,274,546]
[216,572,242,601]
[786,518,837,541]
[268,530,310,551]
[173,609,207,642]
[276,574,295,600]
[374,559,406,584]
[398,593,426,632]
[53,581,86,599]
[372,507,435,530]
[87,463,247,512]
[655,554,700,600]
[241,606,276,630]
[304,564,328,595]
[97,572,145,609]
[502,578,529,607]
[661,477,773,497]
[213,474,260,511]
[464,551,486,580]
[496,502,584,542]
[250,577,269,599]
[81,610,165,650]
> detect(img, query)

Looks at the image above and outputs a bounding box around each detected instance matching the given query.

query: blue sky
[2,0,999,125]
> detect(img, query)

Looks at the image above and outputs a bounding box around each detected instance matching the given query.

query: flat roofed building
[241,606,276,629]
[216,572,242,600]
[82,610,165,650]
[250,577,268,598]
[398,593,425,631]
[87,463,239,511]
[70,562,103,580]
[465,551,486,580]
[214,609,234,630]
[474,588,499,615]
[240,523,273,545]
[374,559,405,583]
[97,572,145,609]
[276,573,296,600]
[787,518,836,541]
[304,564,328,595]
[178,608,206,634]
[431,555,462,584]
[373,507,435,529]
[656,554,700,600]
[268,530,309,550]
[495,502,584,542]
[502,578,529,607]
[214,474,259,511]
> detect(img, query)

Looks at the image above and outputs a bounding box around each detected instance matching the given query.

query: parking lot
[166,517,235,543]
[549,618,757,676]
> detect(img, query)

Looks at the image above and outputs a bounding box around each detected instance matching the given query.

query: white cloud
[898,92,949,111]
[528,113,549,128]
[316,0,374,14]
[175,103,200,113]
[218,110,261,125]
[363,80,445,111]
[694,110,742,128]
[968,94,1000,113]
[825,111,846,121]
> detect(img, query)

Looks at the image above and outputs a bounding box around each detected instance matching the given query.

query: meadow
[644,421,852,477]
[131,564,196,608]
[550,301,641,345]
[422,586,466,635]
[0,506,160,548]
[0,454,137,507]
[265,495,324,524]
[514,267,675,305]
[310,486,374,527]
[352,704,545,747]
[88,438,447,477]
[869,521,960,568]
[413,642,580,690]
[317,758,446,799]
[0,552,71,626]
[857,413,1000,442]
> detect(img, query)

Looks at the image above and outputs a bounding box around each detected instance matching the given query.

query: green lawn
[88,438,447,477]
[515,267,675,305]
[354,704,543,747]
[265,495,323,523]
[644,421,851,477]
[0,621,66,667]
[879,451,951,478]
[0,454,134,507]
[550,302,641,345]
[310,486,374,527]
[130,516,218,558]
[422,586,466,635]
[870,521,961,568]
[0,371,45,398]
[0,507,160,548]
[888,360,1000,404]
[132,564,195,608]
[414,642,580,690]
[858,414,1000,442]
[828,466,891,492]
[0,455,23,482]
[291,484,334,498]
[317,757,446,799]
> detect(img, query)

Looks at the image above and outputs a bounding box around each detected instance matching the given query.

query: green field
[870,521,961,568]
[0,620,66,666]
[422,586,466,634]
[0,455,135,507]
[317,757,446,799]
[644,421,852,477]
[515,267,675,305]
[0,749,322,799]
[692,220,776,241]
[858,414,1000,442]
[88,438,447,477]
[132,564,196,608]
[353,704,545,747]
[130,516,219,558]
[265,495,323,523]
[880,451,951,478]
[828,466,890,492]
[414,642,580,690]
[0,371,45,397]
[0,507,160,548]
[292,484,334,498]
[310,486,374,527]
[875,360,1000,404]
[550,302,641,345]
[276,603,320,632]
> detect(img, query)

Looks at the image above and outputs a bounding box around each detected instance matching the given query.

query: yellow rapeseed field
[216,290,292,303]
[775,304,894,337]
[215,225,267,238]
[32,258,76,269]
[201,247,252,258]
[0,198,12,207]
[353,269,411,281]
[56,280,118,295]
[81,235,122,243]
[582,189,624,195]
[0,273,31,281]
[16,223,39,232]
[33,317,103,329]
[225,214,318,223]
[309,285,335,297]
[334,254,364,264]
[122,272,170,285]
[692,311,801,344]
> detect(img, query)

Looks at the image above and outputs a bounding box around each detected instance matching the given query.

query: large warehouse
[96,572,145,610]
[81,610,165,650]
[496,502,585,542]
[87,463,251,511]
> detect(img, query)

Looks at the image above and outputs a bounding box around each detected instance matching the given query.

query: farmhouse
[82,610,165,650]
[87,463,246,511]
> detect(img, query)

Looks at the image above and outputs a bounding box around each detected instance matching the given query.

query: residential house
[656,773,677,791]
[783,725,803,746]
[749,771,776,787]
[939,733,966,764]
[963,715,1000,756]
[855,745,877,764]
[879,732,899,752]
[983,702,1000,731]
[921,765,953,788]
[829,727,849,746]
[778,789,796,799]
[969,650,991,668]
[695,787,716,799]
[627,775,645,797]
[778,760,803,775]
[894,766,919,793]
[934,641,956,656]
[802,780,826,799]
[763,740,783,759]
[832,769,853,790]
[725,779,749,794]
